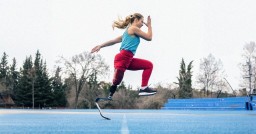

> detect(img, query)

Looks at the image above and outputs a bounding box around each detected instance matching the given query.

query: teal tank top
[120,29,140,54]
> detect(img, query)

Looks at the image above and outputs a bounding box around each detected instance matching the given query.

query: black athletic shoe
[139,87,157,96]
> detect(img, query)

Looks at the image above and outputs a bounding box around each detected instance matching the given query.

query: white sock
[141,86,147,90]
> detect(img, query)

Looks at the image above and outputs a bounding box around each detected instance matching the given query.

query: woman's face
[135,17,144,28]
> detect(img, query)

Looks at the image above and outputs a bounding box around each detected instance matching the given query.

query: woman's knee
[112,69,125,86]
[147,61,153,69]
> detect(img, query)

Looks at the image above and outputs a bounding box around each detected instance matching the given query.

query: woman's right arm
[91,36,122,53]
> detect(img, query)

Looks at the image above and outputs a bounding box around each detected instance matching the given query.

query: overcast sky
[1,0,256,90]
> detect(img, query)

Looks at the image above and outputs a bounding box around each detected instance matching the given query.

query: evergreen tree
[41,61,54,107]
[16,56,33,107]
[33,51,43,108]
[16,51,52,108]
[177,58,193,98]
[51,66,67,107]
[0,52,8,79]
[0,52,9,91]
[33,51,52,108]
[10,58,19,100]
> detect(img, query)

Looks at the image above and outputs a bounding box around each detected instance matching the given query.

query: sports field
[0,109,256,134]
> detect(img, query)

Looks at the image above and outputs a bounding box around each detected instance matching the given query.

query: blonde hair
[112,13,143,30]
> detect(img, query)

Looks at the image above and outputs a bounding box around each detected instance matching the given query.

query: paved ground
[0,109,256,134]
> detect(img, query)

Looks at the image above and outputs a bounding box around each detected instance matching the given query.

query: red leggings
[112,50,153,87]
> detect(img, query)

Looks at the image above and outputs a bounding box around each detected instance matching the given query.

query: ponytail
[112,13,143,30]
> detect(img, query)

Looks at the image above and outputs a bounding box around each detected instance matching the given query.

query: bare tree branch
[196,54,227,97]
[59,51,109,108]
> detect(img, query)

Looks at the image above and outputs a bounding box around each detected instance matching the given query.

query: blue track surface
[1,109,256,134]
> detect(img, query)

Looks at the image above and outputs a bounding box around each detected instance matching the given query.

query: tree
[61,52,109,108]
[51,66,67,107]
[9,58,19,100]
[33,51,52,108]
[0,52,8,80]
[83,71,101,109]
[0,52,9,91]
[16,56,33,107]
[16,51,52,108]
[176,58,193,98]
[196,54,226,97]
[239,41,256,95]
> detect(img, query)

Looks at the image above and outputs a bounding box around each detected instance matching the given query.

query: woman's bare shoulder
[127,26,139,35]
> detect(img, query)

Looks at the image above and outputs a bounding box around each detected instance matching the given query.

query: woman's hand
[91,36,122,53]
[144,16,151,27]
[91,45,101,53]
[137,15,152,41]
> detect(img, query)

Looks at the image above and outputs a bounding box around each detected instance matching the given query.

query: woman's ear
[134,18,139,22]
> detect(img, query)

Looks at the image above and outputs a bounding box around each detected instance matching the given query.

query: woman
[91,13,156,99]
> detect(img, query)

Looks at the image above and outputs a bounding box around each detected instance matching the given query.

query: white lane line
[121,114,129,134]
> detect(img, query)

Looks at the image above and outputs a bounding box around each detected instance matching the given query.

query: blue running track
[0,109,256,134]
